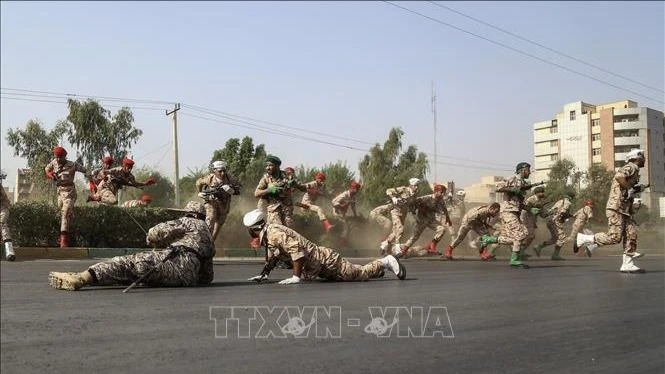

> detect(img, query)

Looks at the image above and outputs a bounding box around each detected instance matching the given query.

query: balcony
[614,136,642,147]
[614,121,644,131]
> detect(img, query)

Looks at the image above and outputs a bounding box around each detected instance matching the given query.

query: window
[570,111,576,121]
[592,133,601,141]
[592,119,600,127]
[550,125,558,134]
[550,140,558,147]
[592,148,601,156]
[614,130,639,138]
[551,119,558,126]
[551,154,559,161]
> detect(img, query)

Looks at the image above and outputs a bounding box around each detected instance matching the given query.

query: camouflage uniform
[403,194,450,248]
[300,180,328,221]
[568,205,593,242]
[263,224,383,281]
[45,158,89,232]
[542,198,572,247]
[332,189,358,240]
[1,186,11,242]
[90,164,110,186]
[521,194,547,249]
[385,186,417,245]
[88,216,215,287]
[121,199,149,208]
[449,205,495,249]
[97,167,143,205]
[593,162,640,253]
[497,175,529,252]
[255,170,294,227]
[196,173,238,241]
[369,203,393,231]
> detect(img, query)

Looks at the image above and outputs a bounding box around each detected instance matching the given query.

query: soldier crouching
[48,201,215,291]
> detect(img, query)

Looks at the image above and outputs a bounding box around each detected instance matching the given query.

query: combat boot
[4,240,15,261]
[619,253,645,273]
[48,271,92,291]
[551,246,565,260]
[442,245,454,260]
[427,241,439,255]
[509,251,523,268]
[479,235,498,249]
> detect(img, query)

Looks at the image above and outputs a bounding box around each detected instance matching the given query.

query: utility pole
[166,103,181,206]
[431,81,438,182]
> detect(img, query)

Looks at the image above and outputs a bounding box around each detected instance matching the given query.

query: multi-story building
[533,100,665,208]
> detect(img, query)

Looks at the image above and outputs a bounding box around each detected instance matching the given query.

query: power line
[1,87,175,105]
[427,1,664,94]
[0,94,166,112]
[383,1,664,105]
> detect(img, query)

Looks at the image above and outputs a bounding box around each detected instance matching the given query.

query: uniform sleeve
[195,175,208,191]
[45,159,55,173]
[255,176,268,196]
[267,230,305,262]
[146,219,186,247]
[332,192,345,207]
[386,187,397,198]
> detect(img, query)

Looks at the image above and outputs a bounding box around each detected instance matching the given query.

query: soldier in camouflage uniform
[281,166,306,229]
[45,146,91,248]
[401,184,452,256]
[89,156,114,195]
[480,162,540,268]
[298,172,334,233]
[196,160,241,243]
[243,209,406,284]
[569,200,594,255]
[533,192,574,260]
[1,171,15,261]
[380,178,421,254]
[252,155,290,249]
[521,186,547,256]
[443,202,501,260]
[331,181,362,245]
[48,201,215,291]
[576,149,647,273]
[87,157,156,206]
[121,194,152,208]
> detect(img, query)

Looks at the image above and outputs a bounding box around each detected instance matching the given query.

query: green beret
[265,155,282,166]
[515,162,531,173]
[533,186,545,193]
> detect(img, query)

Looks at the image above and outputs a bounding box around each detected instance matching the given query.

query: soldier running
[196,160,241,243]
[443,202,501,260]
[400,183,452,256]
[521,186,547,257]
[87,157,156,205]
[569,200,594,255]
[298,172,334,233]
[48,201,215,291]
[331,180,362,245]
[45,146,91,248]
[380,178,421,254]
[533,191,574,260]
[121,194,153,208]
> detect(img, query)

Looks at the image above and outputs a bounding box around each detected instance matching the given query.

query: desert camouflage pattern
[521,194,547,248]
[500,174,528,213]
[332,190,356,217]
[197,173,236,241]
[498,211,528,252]
[449,205,495,249]
[540,198,572,247]
[95,167,143,205]
[0,187,11,241]
[568,205,593,241]
[300,180,328,221]
[606,162,641,214]
[593,210,638,253]
[45,158,89,231]
[90,164,110,185]
[403,194,450,247]
[88,216,214,286]
[263,224,383,281]
[369,203,393,230]
[121,199,148,208]
[255,171,294,226]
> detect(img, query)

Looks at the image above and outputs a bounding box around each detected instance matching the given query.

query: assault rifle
[199,183,241,201]
[497,180,545,194]
[622,184,649,203]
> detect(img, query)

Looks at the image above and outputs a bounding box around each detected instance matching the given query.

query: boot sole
[6,255,16,262]
[48,272,83,291]
[510,264,530,269]
[397,262,406,280]
[620,269,646,273]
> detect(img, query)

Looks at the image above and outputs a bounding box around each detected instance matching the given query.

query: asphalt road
[1,256,664,374]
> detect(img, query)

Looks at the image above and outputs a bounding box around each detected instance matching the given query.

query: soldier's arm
[614,165,636,189]
[254,177,271,198]
[195,176,208,192]
[146,220,187,247]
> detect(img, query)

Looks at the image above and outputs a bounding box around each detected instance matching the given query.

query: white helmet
[211,160,227,171]
[625,149,644,162]
[408,178,420,186]
[243,209,266,229]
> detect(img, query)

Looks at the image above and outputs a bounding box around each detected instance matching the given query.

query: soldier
[380,178,421,254]
[401,183,452,256]
[281,166,305,228]
[1,171,15,261]
[569,200,594,255]
[480,162,539,268]
[331,180,362,245]
[121,194,153,208]
[521,186,548,257]
[533,192,574,260]
[576,149,647,273]
[298,172,334,233]
[87,157,156,205]
[252,155,289,248]
[89,156,114,194]
[45,146,91,248]
[196,160,241,243]
[242,209,406,284]
[48,201,215,291]
[443,202,501,260]
[369,202,393,244]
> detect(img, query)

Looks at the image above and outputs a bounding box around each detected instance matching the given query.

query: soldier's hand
[632,184,646,193]
[46,171,56,180]
[248,274,268,282]
[221,184,233,193]
[530,207,540,216]
[267,185,282,194]
[197,192,207,199]
[278,275,301,285]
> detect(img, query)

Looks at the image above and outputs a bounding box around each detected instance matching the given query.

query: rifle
[496,181,545,194]
[622,184,649,203]
[199,183,241,201]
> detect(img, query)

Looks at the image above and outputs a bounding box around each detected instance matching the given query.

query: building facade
[533,100,665,207]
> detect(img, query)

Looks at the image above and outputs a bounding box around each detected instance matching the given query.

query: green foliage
[293,161,356,198]
[178,166,209,203]
[120,167,176,207]
[358,128,429,206]
[544,158,582,205]
[8,202,181,247]
[210,137,267,188]
[577,164,615,221]
[61,99,143,169]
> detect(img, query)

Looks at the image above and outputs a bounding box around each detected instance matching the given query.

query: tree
[358,128,429,206]
[178,166,209,202]
[120,167,175,208]
[210,137,267,188]
[294,161,356,197]
[5,119,68,196]
[60,99,143,169]
[545,158,579,203]
[578,164,615,221]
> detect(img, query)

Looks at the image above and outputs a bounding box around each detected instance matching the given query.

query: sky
[1,1,664,190]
